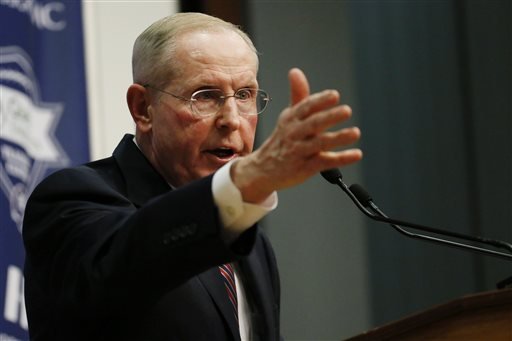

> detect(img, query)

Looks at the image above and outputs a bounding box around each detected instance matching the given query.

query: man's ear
[127,84,152,133]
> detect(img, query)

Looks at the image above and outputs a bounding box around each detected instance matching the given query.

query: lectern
[346,288,512,340]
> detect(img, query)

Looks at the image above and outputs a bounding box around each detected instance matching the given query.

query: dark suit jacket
[23,134,281,341]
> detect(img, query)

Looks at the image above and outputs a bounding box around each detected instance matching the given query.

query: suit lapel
[112,134,170,207]
[198,268,241,341]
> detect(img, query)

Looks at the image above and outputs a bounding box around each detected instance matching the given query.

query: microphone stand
[320,169,512,261]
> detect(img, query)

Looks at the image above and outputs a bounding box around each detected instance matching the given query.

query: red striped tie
[218,263,238,321]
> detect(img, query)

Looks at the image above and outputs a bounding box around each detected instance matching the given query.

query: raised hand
[232,68,362,203]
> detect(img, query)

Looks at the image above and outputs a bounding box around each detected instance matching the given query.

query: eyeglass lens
[191,89,269,116]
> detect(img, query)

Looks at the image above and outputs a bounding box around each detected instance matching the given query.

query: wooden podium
[346,288,512,340]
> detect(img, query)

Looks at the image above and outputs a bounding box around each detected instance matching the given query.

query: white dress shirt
[212,160,277,340]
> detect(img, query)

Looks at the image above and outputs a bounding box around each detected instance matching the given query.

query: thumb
[289,68,310,105]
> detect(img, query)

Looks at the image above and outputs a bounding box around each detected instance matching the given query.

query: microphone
[320,168,512,260]
[320,168,343,184]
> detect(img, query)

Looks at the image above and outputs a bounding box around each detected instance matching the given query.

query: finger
[296,148,363,178]
[299,127,361,155]
[291,89,342,121]
[297,104,352,138]
[289,68,310,105]
[317,148,364,169]
[320,127,361,151]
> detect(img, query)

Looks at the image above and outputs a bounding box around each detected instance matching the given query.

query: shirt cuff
[212,160,278,234]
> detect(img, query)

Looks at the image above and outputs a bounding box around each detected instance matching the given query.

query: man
[23,12,362,341]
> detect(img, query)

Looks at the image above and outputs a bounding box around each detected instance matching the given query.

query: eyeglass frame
[142,84,271,117]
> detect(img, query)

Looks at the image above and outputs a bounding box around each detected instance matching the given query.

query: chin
[194,168,218,180]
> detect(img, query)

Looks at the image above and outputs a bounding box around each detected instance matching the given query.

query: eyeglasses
[143,84,271,117]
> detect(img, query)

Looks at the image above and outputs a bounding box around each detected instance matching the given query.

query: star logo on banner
[0,46,69,232]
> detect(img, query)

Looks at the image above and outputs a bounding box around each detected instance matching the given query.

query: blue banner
[0,1,89,339]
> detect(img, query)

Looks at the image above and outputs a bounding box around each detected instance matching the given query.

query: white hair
[132,12,258,88]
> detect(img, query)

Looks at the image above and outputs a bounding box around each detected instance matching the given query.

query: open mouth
[207,148,236,159]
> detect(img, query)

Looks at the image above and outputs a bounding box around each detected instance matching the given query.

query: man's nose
[215,96,241,131]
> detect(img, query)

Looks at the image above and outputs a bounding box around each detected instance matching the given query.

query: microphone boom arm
[322,170,512,261]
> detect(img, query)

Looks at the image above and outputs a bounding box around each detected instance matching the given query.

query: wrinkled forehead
[169,30,259,86]
[179,29,258,63]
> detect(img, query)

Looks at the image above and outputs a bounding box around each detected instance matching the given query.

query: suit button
[185,223,198,235]
[170,230,180,240]
[178,226,188,238]
[163,229,180,245]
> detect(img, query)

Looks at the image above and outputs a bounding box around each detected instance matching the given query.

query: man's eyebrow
[195,85,219,90]
[188,85,219,94]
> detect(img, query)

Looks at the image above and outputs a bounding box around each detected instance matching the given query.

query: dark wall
[248,2,371,339]
[249,0,511,338]
[463,0,511,291]
[348,0,511,326]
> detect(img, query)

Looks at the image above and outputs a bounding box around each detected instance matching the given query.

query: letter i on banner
[0,1,90,338]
